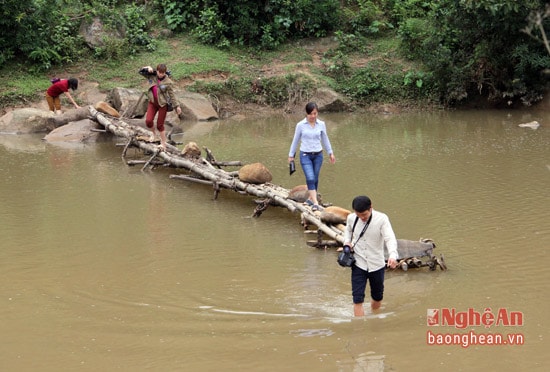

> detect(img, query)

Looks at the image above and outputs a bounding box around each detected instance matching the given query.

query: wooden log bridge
[89,107,446,271]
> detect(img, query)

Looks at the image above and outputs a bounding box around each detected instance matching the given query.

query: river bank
[1,34,548,120]
[1,35,442,118]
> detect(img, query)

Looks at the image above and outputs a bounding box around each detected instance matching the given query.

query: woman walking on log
[139,63,182,150]
[288,102,335,211]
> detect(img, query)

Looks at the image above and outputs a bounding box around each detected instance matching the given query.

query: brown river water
[0,108,548,371]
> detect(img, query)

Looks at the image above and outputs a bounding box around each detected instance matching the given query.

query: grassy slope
[0,34,431,113]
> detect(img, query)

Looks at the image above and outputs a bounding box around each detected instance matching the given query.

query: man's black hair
[352,195,372,212]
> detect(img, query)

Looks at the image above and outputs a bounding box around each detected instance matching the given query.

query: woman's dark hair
[68,78,78,91]
[305,102,318,115]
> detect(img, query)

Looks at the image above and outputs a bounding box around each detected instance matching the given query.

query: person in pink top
[45,78,80,114]
[139,63,182,150]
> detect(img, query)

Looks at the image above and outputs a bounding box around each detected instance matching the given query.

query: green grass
[0,36,246,109]
[84,37,242,91]
[0,33,439,112]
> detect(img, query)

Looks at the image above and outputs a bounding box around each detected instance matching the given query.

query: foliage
[397,17,431,60]
[156,0,198,32]
[339,0,394,36]
[322,49,352,77]
[154,0,340,49]
[193,73,316,108]
[0,0,158,69]
[0,0,86,71]
[0,0,549,109]
[333,31,370,54]
[192,5,230,48]
[259,74,316,107]
[0,62,57,107]
[81,0,157,59]
[522,3,550,56]
[82,37,240,92]
[123,3,156,53]
[0,0,35,65]
[396,0,549,106]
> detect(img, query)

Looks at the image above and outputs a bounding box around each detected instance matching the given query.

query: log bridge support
[89,107,446,271]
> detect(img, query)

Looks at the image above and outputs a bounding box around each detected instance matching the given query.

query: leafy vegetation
[0,0,548,111]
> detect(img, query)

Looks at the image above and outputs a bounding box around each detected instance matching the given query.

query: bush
[192,5,230,48]
[191,73,316,108]
[124,3,156,53]
[398,18,431,60]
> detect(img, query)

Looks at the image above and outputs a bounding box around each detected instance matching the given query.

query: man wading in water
[343,195,398,316]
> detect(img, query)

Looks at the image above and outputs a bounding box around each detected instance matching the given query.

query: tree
[523,3,550,56]
[0,0,36,64]
[398,0,550,106]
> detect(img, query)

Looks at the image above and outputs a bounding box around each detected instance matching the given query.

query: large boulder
[43,118,107,143]
[105,88,218,122]
[0,108,55,134]
[79,17,124,49]
[105,87,145,118]
[311,87,350,112]
[179,91,219,121]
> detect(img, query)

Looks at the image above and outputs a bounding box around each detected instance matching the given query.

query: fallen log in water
[89,106,322,219]
[88,106,446,270]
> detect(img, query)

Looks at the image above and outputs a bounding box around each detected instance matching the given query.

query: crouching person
[343,195,398,317]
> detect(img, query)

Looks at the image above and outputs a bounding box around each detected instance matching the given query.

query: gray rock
[0,108,55,134]
[311,88,350,112]
[43,119,107,143]
[79,17,124,49]
[105,87,145,118]
[179,91,219,121]
[106,87,219,122]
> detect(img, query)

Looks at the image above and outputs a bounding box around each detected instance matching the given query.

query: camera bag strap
[156,80,172,106]
[350,213,372,250]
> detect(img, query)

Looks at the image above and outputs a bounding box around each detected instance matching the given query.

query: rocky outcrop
[105,87,218,121]
[310,88,350,112]
[105,87,145,118]
[43,118,108,144]
[79,17,124,49]
[0,108,55,134]
[178,92,219,121]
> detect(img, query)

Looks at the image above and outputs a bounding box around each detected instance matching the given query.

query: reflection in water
[147,176,169,249]
[0,109,549,371]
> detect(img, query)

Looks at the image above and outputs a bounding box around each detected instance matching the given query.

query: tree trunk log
[88,106,446,270]
[46,106,91,128]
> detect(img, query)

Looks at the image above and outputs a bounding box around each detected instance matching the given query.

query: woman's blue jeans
[299,151,323,191]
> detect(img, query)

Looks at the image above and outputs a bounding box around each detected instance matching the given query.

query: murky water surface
[1,109,548,371]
